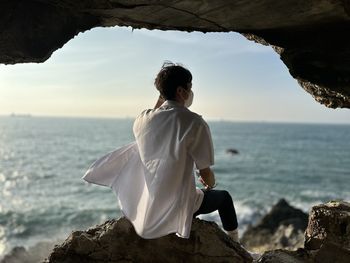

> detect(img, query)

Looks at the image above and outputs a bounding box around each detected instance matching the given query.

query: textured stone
[38,200,350,263]
[241,199,308,252]
[46,217,252,263]
[258,248,312,263]
[304,201,350,251]
[0,1,350,108]
[257,200,350,262]
[313,242,350,263]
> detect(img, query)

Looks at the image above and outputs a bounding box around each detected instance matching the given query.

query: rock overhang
[1,0,350,109]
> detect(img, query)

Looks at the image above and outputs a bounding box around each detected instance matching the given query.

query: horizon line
[0,113,349,126]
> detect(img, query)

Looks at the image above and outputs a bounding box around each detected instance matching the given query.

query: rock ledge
[46,217,252,263]
[43,200,350,263]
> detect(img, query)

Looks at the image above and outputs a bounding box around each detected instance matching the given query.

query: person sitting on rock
[136,61,240,241]
[83,61,240,242]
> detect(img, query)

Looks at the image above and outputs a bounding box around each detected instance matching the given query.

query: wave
[0,240,60,263]
[0,206,120,258]
[197,200,264,233]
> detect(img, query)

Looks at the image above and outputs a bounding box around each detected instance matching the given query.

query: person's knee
[221,190,233,204]
[221,190,231,199]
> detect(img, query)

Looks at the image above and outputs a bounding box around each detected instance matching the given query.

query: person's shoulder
[135,108,155,118]
[133,109,154,128]
[178,108,208,126]
[186,109,203,121]
[141,108,154,115]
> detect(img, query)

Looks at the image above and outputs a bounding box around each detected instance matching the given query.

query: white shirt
[83,100,214,239]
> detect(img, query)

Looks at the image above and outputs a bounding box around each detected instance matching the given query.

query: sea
[0,116,349,258]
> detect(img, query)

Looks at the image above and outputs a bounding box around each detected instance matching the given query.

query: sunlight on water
[0,226,6,255]
[0,173,5,183]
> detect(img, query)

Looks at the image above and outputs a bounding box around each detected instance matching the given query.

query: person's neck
[172,97,185,106]
[167,99,185,107]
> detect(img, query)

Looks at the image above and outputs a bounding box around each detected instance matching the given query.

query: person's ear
[176,86,183,95]
[176,86,189,103]
[176,86,185,99]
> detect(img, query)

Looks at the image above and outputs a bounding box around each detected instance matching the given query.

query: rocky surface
[3,200,349,262]
[305,200,350,251]
[45,217,252,263]
[241,199,308,252]
[259,200,350,263]
[42,199,350,263]
[0,1,350,108]
[258,248,312,263]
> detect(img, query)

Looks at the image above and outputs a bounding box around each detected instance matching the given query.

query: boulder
[312,242,350,263]
[305,201,350,250]
[258,200,350,263]
[226,149,239,155]
[241,199,308,252]
[45,217,252,263]
[40,200,350,263]
[258,248,312,263]
[304,200,350,263]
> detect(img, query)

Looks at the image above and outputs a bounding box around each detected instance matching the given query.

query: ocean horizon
[0,115,349,258]
[2,113,350,125]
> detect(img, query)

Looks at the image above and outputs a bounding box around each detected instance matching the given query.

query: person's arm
[198,167,216,189]
[154,95,165,109]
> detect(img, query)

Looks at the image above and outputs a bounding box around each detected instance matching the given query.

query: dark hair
[154,61,192,100]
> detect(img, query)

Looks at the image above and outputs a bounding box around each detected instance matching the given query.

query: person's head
[154,61,193,106]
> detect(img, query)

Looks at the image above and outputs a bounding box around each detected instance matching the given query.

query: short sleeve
[189,119,214,170]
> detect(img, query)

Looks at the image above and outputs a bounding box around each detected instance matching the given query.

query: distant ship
[10,113,32,117]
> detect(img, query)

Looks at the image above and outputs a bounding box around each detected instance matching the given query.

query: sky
[0,26,349,124]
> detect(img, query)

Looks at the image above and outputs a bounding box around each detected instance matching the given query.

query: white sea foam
[0,173,5,183]
[197,200,260,233]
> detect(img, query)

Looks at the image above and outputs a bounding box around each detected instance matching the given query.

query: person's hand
[198,176,207,187]
[197,168,216,190]
[198,176,217,190]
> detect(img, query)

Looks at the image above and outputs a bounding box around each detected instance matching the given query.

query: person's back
[133,99,213,238]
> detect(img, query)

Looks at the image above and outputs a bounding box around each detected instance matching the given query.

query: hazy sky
[0,26,349,123]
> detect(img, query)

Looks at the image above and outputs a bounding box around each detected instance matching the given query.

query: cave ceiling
[1,0,350,108]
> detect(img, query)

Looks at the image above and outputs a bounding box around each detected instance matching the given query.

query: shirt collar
[161,100,183,108]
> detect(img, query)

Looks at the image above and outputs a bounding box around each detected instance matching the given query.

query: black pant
[193,189,238,231]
